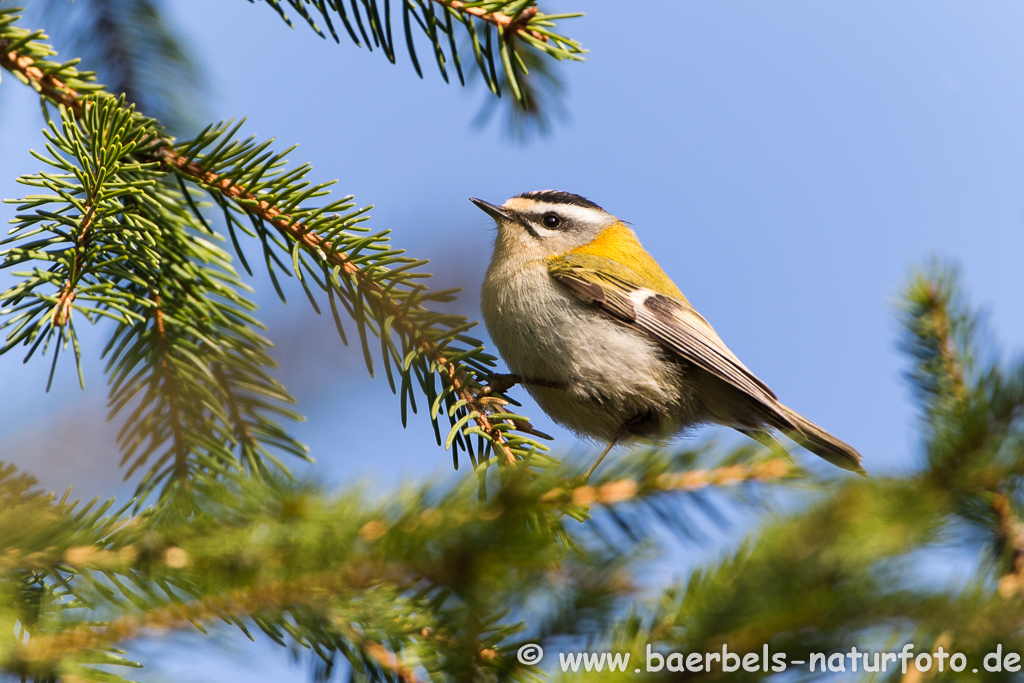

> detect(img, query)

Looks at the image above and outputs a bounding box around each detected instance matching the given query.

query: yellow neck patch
[557,222,687,300]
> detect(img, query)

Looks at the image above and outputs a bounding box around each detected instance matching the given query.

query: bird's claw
[482,373,522,396]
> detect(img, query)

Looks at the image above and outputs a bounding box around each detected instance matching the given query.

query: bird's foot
[467,374,553,440]
[482,373,522,396]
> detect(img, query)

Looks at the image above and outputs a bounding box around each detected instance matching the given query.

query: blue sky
[2,1,1024,679]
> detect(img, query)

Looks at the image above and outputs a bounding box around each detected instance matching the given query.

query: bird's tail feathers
[775,404,866,476]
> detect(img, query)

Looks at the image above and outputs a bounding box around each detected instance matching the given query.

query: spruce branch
[0,42,78,107]
[151,142,522,464]
[0,463,143,681]
[14,571,422,683]
[901,263,973,420]
[0,15,547,471]
[993,492,1024,596]
[252,0,585,108]
[588,478,952,679]
[0,443,797,681]
[0,93,309,503]
[437,2,543,41]
[900,264,1024,523]
[0,463,130,571]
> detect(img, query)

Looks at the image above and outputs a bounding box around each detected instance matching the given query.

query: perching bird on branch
[472,191,864,478]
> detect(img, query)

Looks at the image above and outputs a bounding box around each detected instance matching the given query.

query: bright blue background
[2,1,1024,679]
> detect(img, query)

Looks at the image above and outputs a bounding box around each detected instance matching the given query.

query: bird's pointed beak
[470,197,510,222]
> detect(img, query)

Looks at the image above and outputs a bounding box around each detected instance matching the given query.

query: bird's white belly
[481,261,695,442]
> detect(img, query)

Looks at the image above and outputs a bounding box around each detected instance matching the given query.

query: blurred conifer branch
[0,443,787,682]
[542,453,797,510]
[572,263,1023,682]
[471,37,565,141]
[25,0,202,134]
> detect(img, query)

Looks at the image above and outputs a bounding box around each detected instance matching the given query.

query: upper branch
[249,0,585,110]
[438,1,543,40]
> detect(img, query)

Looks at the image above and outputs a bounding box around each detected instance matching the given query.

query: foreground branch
[994,492,1024,596]
[543,459,795,507]
[17,571,422,683]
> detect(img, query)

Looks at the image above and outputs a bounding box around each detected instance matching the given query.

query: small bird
[471,190,864,477]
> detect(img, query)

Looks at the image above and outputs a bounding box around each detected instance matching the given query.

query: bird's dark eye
[542,213,561,229]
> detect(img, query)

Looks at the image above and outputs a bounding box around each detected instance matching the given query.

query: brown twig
[435,2,545,41]
[53,282,76,327]
[0,41,518,465]
[542,459,794,508]
[923,283,966,403]
[157,147,516,462]
[52,198,97,327]
[994,492,1024,596]
[0,41,80,108]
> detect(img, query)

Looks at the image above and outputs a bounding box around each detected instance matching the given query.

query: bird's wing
[547,252,785,418]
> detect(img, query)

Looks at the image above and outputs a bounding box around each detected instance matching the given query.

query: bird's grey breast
[481,260,675,394]
[482,260,581,381]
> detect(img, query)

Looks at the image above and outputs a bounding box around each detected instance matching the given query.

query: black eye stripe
[520,211,571,231]
[509,209,579,236]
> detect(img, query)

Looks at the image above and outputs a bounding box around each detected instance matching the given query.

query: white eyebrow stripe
[509,201,612,225]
